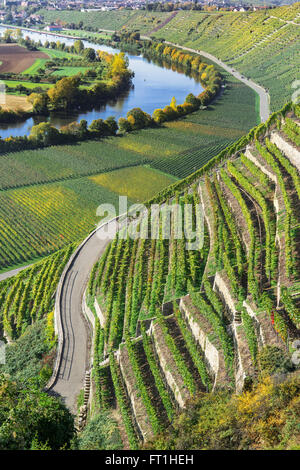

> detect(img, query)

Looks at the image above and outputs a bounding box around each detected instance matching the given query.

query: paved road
[48,220,120,413]
[162,41,270,123]
[0,264,33,282]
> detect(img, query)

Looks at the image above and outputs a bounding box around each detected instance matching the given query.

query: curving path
[0,264,33,282]
[47,219,122,413]
[162,41,270,123]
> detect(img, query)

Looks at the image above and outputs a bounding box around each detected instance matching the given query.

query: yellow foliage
[170,96,177,111]
[127,115,135,127]
[111,52,127,76]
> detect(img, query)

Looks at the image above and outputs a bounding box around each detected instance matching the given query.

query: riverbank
[164,41,270,123]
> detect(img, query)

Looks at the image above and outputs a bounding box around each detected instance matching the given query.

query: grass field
[22,58,49,75]
[62,29,113,40]
[38,47,78,59]
[4,79,51,89]
[51,66,90,77]
[0,140,150,191]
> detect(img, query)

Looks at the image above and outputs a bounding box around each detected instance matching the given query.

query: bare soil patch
[0,44,48,73]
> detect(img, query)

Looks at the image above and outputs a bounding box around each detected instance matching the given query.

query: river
[0,26,203,138]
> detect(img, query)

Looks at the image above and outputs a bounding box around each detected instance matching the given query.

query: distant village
[0,0,282,29]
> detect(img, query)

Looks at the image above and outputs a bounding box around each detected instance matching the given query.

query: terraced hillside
[86,103,300,448]
[149,4,300,112]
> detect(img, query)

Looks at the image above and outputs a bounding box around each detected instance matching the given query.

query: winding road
[163,41,270,123]
[47,218,123,413]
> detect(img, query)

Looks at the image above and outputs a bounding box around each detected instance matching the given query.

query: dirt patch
[0,43,48,73]
[0,94,33,112]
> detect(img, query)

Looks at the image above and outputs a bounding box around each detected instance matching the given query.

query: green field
[4,79,51,90]
[62,29,113,40]
[51,66,90,76]
[38,47,78,59]
[0,164,175,271]
[22,58,49,75]
[37,8,138,31]
[0,140,150,191]
[90,165,178,203]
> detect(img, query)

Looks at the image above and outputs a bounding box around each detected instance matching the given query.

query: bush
[144,373,300,450]
[0,375,74,450]
[258,346,294,377]
[74,411,123,450]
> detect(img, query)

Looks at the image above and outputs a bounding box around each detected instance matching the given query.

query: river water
[0,26,203,138]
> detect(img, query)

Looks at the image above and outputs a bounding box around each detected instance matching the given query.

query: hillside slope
[86,102,300,448]
[39,4,300,112]
[149,4,300,112]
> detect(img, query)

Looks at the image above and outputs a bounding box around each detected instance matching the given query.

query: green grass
[4,80,51,89]
[89,165,177,203]
[22,58,49,75]
[62,29,113,40]
[51,66,90,77]
[39,47,78,59]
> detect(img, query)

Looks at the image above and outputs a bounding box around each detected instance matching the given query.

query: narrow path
[0,264,33,282]
[48,219,121,413]
[160,41,270,123]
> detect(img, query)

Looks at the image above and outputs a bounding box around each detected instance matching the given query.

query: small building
[45,24,62,32]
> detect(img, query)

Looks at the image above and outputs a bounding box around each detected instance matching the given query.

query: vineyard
[37,9,172,34]
[0,244,75,341]
[0,141,148,191]
[0,165,175,272]
[85,103,300,448]
[149,5,300,112]
[0,70,258,272]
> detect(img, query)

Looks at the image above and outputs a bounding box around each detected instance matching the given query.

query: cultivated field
[89,165,178,203]
[0,165,175,271]
[0,44,49,73]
